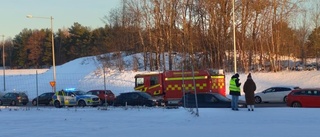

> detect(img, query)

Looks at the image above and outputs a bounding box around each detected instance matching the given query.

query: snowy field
[0,69,48,75]
[0,106,319,137]
[0,54,320,136]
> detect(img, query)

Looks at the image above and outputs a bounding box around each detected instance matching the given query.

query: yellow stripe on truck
[166,83,207,91]
[154,90,161,95]
[165,76,207,81]
[135,85,144,90]
[149,84,160,89]
[211,76,225,79]
[212,83,224,89]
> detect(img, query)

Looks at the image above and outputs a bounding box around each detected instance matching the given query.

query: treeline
[5,23,132,69]
[2,0,320,72]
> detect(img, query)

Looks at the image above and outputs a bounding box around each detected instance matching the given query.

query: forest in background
[1,0,320,73]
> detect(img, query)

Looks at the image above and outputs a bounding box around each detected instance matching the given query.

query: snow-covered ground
[0,53,319,137]
[0,106,318,137]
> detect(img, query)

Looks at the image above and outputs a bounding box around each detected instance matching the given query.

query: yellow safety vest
[229,78,240,92]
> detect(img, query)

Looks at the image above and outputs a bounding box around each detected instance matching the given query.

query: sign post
[50,81,56,92]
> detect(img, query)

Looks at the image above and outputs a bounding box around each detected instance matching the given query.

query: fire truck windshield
[136,77,144,87]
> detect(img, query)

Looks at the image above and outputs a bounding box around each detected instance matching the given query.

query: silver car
[254,86,300,103]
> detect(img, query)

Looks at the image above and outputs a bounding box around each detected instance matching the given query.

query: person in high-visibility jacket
[229,73,241,111]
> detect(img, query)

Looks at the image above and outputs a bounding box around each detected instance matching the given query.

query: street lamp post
[232,0,237,73]
[1,35,5,91]
[26,15,56,92]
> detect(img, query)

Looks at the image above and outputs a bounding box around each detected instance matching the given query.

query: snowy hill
[0,53,319,99]
[0,53,147,98]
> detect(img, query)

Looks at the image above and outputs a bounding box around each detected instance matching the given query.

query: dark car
[0,92,29,106]
[179,92,245,108]
[87,90,115,105]
[287,88,320,107]
[32,92,55,106]
[114,91,157,107]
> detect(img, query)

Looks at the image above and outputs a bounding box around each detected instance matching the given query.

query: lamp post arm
[26,15,51,20]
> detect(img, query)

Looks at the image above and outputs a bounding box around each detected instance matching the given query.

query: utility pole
[1,35,5,91]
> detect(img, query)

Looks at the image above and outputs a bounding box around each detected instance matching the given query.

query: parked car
[87,90,115,105]
[305,64,316,71]
[0,92,4,97]
[294,65,303,71]
[32,92,55,106]
[287,88,320,107]
[0,92,29,106]
[254,86,300,103]
[52,88,100,108]
[114,91,157,107]
[179,92,245,108]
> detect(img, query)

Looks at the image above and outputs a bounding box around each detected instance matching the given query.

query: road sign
[50,81,56,87]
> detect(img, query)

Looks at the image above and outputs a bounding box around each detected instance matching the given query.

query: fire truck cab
[134,69,225,106]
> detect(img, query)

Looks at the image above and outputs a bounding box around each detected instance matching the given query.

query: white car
[254,86,300,103]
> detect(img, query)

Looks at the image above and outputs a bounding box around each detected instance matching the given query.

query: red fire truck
[134,69,226,105]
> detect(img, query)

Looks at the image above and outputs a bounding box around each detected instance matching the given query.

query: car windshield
[102,90,112,94]
[293,87,300,89]
[73,91,87,95]
[19,93,28,97]
[213,94,230,101]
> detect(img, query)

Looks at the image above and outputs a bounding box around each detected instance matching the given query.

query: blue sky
[0,0,120,39]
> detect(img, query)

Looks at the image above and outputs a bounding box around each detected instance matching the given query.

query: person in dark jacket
[243,73,256,111]
[229,73,241,111]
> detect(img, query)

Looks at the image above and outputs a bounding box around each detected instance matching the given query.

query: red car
[87,90,115,105]
[287,88,320,107]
